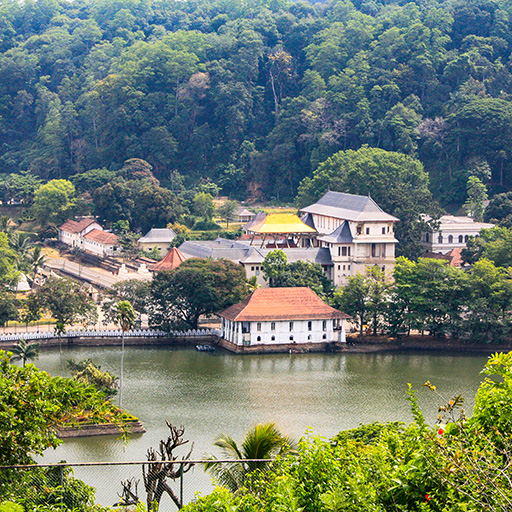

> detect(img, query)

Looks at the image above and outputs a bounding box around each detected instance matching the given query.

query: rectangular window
[338,247,341,256]
[322,320,326,331]
[348,247,351,256]
[342,247,347,256]
[308,321,312,331]
[348,264,351,270]
[289,321,294,332]
[366,227,370,235]
[257,322,261,331]
[382,227,386,234]
[343,265,346,270]
[251,266,255,271]
[271,322,276,331]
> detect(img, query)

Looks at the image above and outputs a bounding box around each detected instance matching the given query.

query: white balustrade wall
[0,328,221,342]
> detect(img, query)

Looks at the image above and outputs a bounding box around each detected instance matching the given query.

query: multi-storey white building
[59,218,120,258]
[58,218,101,248]
[420,215,495,254]
[300,191,399,286]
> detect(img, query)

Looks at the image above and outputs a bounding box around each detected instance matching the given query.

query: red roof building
[219,287,350,349]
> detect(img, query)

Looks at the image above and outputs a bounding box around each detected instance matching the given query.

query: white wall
[222,318,346,346]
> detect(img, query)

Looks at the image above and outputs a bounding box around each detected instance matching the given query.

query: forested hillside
[1,0,512,203]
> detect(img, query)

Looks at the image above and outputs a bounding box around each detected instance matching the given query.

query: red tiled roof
[84,229,118,245]
[445,247,464,267]
[219,287,350,321]
[149,247,186,271]
[59,218,97,234]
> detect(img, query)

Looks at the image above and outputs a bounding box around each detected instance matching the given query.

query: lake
[34,345,490,509]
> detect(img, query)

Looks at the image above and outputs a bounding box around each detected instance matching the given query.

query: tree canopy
[1,0,512,207]
[150,258,250,330]
[297,146,438,258]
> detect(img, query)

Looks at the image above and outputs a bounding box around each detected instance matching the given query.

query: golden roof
[247,213,316,234]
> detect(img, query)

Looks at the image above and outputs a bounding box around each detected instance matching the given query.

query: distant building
[179,192,399,287]
[138,228,177,255]
[421,215,494,254]
[82,229,120,258]
[178,238,332,286]
[237,208,255,223]
[218,287,350,350]
[300,191,399,286]
[58,218,120,258]
[58,218,101,248]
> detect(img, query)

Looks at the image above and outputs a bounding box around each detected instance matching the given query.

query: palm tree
[10,339,40,367]
[114,300,135,409]
[205,422,296,492]
[27,246,46,279]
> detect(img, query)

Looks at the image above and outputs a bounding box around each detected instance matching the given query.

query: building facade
[219,287,350,349]
[138,228,177,255]
[420,215,494,254]
[58,218,120,258]
[58,218,102,248]
[300,191,399,286]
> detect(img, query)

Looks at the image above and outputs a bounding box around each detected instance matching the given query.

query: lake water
[34,345,490,508]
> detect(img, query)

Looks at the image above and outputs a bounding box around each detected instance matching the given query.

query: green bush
[194,220,221,231]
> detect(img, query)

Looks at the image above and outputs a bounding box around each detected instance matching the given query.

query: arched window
[465,235,469,242]
[289,335,294,341]
[448,235,453,243]
[322,334,327,339]
[257,336,261,342]
[271,335,275,341]
[438,235,443,243]
[459,235,463,243]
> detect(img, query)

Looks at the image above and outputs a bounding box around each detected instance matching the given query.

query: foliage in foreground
[0,351,122,468]
[183,352,512,512]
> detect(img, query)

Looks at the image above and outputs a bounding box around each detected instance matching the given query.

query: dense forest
[1,0,512,204]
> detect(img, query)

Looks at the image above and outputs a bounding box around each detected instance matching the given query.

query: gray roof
[178,238,333,266]
[178,238,253,262]
[243,211,266,231]
[301,212,317,230]
[317,221,353,244]
[242,247,333,266]
[139,228,177,244]
[300,191,399,222]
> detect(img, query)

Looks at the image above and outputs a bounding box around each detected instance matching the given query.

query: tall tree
[31,179,76,226]
[463,176,488,221]
[150,258,249,330]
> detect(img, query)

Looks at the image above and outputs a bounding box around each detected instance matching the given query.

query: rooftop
[300,191,399,223]
[59,218,98,234]
[245,213,317,234]
[139,228,177,244]
[84,229,118,245]
[149,247,186,272]
[219,287,350,322]
[317,221,353,244]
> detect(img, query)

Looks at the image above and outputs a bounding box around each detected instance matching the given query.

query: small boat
[196,344,216,352]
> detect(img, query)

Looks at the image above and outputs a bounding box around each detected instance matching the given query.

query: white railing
[0,328,221,342]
